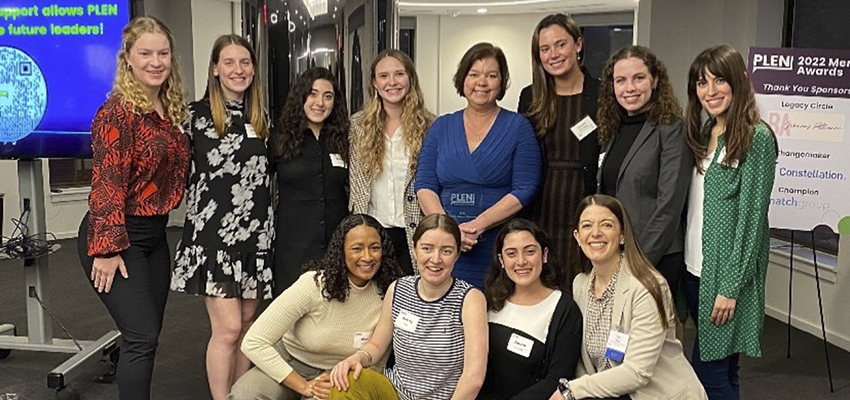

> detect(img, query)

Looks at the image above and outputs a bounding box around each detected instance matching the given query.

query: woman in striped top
[329,214,488,400]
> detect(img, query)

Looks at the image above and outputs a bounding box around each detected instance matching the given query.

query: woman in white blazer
[549,195,705,400]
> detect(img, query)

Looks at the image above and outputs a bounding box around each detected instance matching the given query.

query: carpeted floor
[1,229,848,399]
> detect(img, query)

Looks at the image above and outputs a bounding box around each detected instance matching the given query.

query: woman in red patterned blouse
[76,16,189,400]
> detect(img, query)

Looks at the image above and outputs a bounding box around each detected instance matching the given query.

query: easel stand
[0,160,121,400]
[785,229,835,393]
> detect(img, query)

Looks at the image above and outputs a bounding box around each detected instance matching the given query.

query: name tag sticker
[506,333,534,358]
[395,309,420,333]
[245,123,258,138]
[605,330,629,362]
[353,331,371,348]
[330,153,348,168]
[571,115,597,141]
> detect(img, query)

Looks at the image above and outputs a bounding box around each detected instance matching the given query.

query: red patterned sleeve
[87,100,134,257]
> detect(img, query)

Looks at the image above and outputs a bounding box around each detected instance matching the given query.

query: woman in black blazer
[517,13,601,276]
[595,45,692,297]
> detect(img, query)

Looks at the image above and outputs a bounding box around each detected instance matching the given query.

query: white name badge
[353,331,371,348]
[395,310,420,333]
[506,333,534,358]
[330,153,348,168]
[605,330,630,362]
[570,115,597,141]
[245,123,258,138]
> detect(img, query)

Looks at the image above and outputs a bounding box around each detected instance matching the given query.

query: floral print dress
[171,99,274,299]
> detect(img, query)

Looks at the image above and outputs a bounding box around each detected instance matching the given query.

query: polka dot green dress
[696,121,776,361]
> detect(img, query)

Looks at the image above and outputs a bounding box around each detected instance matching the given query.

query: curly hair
[112,16,187,125]
[686,44,762,173]
[574,195,668,329]
[596,45,682,144]
[205,34,268,139]
[527,13,583,138]
[484,218,568,312]
[273,67,350,163]
[304,214,403,302]
[355,49,434,178]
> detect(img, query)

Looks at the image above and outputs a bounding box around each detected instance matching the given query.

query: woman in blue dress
[415,42,542,289]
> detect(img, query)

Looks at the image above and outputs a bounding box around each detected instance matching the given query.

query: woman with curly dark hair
[594,45,692,298]
[478,218,582,400]
[230,214,403,400]
[273,67,350,295]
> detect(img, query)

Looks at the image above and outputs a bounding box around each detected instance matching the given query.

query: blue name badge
[605,330,629,363]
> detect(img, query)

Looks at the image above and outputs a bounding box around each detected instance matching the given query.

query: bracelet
[356,349,373,364]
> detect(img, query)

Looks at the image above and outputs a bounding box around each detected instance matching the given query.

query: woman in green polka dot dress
[682,44,777,400]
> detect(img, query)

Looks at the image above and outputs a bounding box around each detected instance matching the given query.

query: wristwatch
[558,378,572,399]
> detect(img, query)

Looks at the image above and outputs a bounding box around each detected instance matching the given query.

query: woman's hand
[303,373,332,399]
[548,389,565,400]
[329,354,363,392]
[710,294,736,326]
[91,255,128,293]
[458,221,481,252]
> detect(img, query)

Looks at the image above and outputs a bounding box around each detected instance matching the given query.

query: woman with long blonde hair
[170,34,272,400]
[349,49,434,275]
[77,16,189,400]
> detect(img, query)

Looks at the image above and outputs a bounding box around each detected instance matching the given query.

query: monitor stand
[0,159,121,400]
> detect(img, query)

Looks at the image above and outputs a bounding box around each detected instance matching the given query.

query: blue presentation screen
[0,1,130,158]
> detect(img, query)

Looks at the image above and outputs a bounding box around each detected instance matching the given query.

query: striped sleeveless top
[385,276,473,400]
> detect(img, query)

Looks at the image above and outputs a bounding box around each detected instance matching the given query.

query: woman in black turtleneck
[594,45,693,299]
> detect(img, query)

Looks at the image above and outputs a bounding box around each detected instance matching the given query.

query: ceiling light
[477,8,487,13]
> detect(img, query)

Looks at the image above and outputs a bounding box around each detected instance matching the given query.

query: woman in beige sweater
[229,214,403,400]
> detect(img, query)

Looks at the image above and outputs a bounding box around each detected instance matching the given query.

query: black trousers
[78,213,170,400]
[655,251,685,300]
[385,227,413,276]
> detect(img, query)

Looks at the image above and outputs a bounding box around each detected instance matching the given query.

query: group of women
[77,11,775,400]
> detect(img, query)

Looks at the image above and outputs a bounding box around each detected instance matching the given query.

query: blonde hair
[357,49,433,177]
[206,34,268,139]
[112,16,186,125]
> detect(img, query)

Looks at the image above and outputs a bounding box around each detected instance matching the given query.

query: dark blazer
[518,68,601,195]
[596,119,692,264]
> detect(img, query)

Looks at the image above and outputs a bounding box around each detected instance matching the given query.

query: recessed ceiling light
[477,8,487,13]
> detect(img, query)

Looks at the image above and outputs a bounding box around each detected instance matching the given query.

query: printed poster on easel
[748,46,850,234]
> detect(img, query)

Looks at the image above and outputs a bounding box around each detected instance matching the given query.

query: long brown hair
[485,218,568,312]
[686,44,760,173]
[597,45,682,144]
[206,34,268,139]
[355,49,434,177]
[526,13,582,137]
[575,195,669,329]
[113,16,186,125]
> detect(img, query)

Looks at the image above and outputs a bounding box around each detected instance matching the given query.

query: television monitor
[0,1,131,159]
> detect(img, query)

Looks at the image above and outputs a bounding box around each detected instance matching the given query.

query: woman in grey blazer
[549,195,705,400]
[594,46,692,298]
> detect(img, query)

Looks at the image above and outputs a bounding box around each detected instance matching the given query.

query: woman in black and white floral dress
[170,34,273,400]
